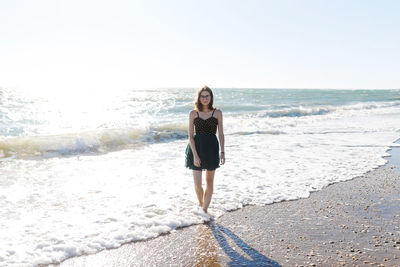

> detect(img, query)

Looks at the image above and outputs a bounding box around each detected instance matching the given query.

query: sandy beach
[45,144,400,267]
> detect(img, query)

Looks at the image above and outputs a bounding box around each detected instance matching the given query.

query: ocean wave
[260,106,331,118]
[257,101,400,119]
[233,130,286,135]
[0,121,288,159]
[0,124,188,159]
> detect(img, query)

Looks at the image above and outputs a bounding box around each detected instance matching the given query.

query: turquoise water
[214,88,400,111]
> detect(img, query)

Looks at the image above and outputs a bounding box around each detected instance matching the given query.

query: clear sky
[1,0,399,92]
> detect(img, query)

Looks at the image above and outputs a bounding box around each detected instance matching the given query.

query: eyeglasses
[200,95,210,99]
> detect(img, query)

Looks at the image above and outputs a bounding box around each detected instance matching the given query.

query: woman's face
[200,91,211,107]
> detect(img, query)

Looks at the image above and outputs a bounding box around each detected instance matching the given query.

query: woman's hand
[194,155,201,167]
[220,152,225,165]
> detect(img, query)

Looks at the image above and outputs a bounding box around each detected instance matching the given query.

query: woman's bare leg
[203,170,215,213]
[193,170,203,207]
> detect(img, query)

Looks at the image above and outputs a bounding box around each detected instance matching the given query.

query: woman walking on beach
[185,86,225,213]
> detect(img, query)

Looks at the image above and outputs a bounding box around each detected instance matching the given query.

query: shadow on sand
[208,221,281,266]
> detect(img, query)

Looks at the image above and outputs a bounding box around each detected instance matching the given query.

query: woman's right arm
[188,110,199,160]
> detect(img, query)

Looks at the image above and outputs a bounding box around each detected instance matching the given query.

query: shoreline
[47,142,400,266]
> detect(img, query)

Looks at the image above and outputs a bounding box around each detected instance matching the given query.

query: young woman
[185,86,225,213]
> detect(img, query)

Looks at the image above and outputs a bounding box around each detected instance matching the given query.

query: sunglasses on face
[200,95,210,99]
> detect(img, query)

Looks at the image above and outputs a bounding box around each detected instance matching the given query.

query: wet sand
[48,146,400,266]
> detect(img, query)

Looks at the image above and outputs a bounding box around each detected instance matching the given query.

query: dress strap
[196,111,199,118]
[211,108,216,117]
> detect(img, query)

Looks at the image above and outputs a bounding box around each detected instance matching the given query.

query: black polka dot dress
[185,109,220,171]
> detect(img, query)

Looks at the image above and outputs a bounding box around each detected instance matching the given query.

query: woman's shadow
[207,221,281,267]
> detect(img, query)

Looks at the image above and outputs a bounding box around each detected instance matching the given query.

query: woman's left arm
[217,109,225,165]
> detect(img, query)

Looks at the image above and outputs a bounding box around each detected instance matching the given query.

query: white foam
[0,125,188,159]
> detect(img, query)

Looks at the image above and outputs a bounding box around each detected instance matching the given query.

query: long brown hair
[195,86,214,111]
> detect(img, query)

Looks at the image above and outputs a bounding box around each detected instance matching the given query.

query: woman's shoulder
[189,110,198,117]
[214,108,223,115]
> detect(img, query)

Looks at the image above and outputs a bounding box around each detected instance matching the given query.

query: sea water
[1,87,400,266]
